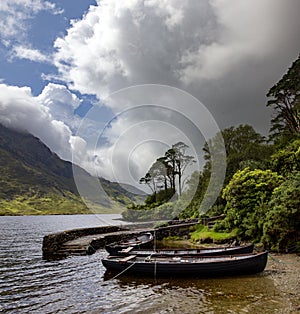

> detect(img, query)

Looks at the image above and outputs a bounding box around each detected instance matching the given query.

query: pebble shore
[265,253,300,313]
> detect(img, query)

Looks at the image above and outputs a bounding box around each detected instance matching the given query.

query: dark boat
[101,251,268,277]
[105,232,154,255]
[110,243,254,257]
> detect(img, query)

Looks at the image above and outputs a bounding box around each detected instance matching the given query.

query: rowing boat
[101,251,268,277]
[105,232,153,255]
[111,243,254,257]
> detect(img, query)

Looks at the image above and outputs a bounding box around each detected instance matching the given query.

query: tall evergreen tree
[267,54,300,139]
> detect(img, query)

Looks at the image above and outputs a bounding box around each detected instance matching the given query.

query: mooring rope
[108,261,137,280]
[153,229,157,280]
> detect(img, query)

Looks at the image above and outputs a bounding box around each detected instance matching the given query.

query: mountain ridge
[0,124,146,215]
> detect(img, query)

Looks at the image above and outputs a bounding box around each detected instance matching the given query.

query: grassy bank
[190,224,238,244]
[0,192,124,215]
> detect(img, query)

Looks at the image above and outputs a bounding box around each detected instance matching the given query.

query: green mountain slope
[0,124,146,215]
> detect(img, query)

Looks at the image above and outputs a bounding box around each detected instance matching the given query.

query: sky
[0,0,300,194]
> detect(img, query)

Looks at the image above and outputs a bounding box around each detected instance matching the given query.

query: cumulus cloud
[53,0,217,97]
[2,0,300,191]
[53,0,300,135]
[0,83,82,161]
[0,0,63,43]
[72,85,217,189]
[37,83,82,131]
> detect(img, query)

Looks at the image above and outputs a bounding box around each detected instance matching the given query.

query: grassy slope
[0,125,142,215]
[190,225,238,244]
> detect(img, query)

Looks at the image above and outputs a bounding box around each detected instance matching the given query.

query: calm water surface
[0,215,288,313]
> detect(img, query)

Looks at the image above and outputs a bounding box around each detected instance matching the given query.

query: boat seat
[121,246,134,253]
[119,255,137,263]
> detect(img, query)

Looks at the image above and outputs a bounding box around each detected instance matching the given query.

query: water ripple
[0,215,291,314]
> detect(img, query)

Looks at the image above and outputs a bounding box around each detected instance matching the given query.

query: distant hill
[0,124,146,215]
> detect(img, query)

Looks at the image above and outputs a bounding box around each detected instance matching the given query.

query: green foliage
[139,141,195,197]
[180,125,273,219]
[212,136,300,251]
[0,192,89,215]
[267,54,300,138]
[179,171,210,219]
[262,172,300,252]
[215,125,272,182]
[221,168,283,240]
[163,235,184,241]
[145,188,175,205]
[122,199,186,222]
[270,139,300,175]
[190,224,238,244]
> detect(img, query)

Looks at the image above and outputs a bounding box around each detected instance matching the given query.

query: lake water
[0,215,289,313]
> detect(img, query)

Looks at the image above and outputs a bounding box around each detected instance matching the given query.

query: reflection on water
[103,272,285,314]
[0,215,289,313]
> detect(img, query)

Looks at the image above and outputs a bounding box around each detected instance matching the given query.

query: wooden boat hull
[112,243,254,257]
[105,232,153,255]
[102,251,268,277]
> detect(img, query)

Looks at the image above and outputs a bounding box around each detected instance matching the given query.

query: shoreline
[161,239,300,313]
[264,253,300,313]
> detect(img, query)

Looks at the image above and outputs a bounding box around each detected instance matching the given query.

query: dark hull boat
[111,243,254,257]
[102,251,268,277]
[105,232,153,255]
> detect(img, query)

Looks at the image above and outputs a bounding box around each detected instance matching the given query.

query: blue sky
[0,0,96,95]
[0,0,299,190]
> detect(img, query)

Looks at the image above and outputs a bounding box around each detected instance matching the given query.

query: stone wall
[42,225,125,259]
[154,220,198,240]
[42,219,200,259]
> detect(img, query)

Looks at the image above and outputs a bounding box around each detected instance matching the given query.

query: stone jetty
[42,219,199,260]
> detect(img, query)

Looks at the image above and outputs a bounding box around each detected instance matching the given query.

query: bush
[262,172,300,252]
[270,139,300,175]
[221,167,283,241]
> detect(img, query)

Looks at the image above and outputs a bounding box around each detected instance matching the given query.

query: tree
[157,157,174,191]
[220,167,283,241]
[267,54,300,138]
[204,125,272,184]
[270,139,300,175]
[140,141,195,201]
[139,172,156,194]
[164,148,177,191]
[262,172,300,252]
[179,170,210,218]
[165,142,196,195]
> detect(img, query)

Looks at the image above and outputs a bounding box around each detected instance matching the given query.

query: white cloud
[37,83,82,131]
[72,85,214,189]
[2,0,300,191]
[53,0,300,137]
[0,0,63,43]
[12,46,51,63]
[0,83,82,161]
[178,0,300,84]
[53,0,216,98]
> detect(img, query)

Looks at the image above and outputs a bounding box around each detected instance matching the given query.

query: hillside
[0,124,146,215]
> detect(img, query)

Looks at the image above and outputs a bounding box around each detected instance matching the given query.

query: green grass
[0,125,141,216]
[190,224,238,243]
[0,192,124,216]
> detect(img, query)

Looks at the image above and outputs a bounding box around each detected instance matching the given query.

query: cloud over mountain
[0,83,81,162]
[1,0,300,190]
